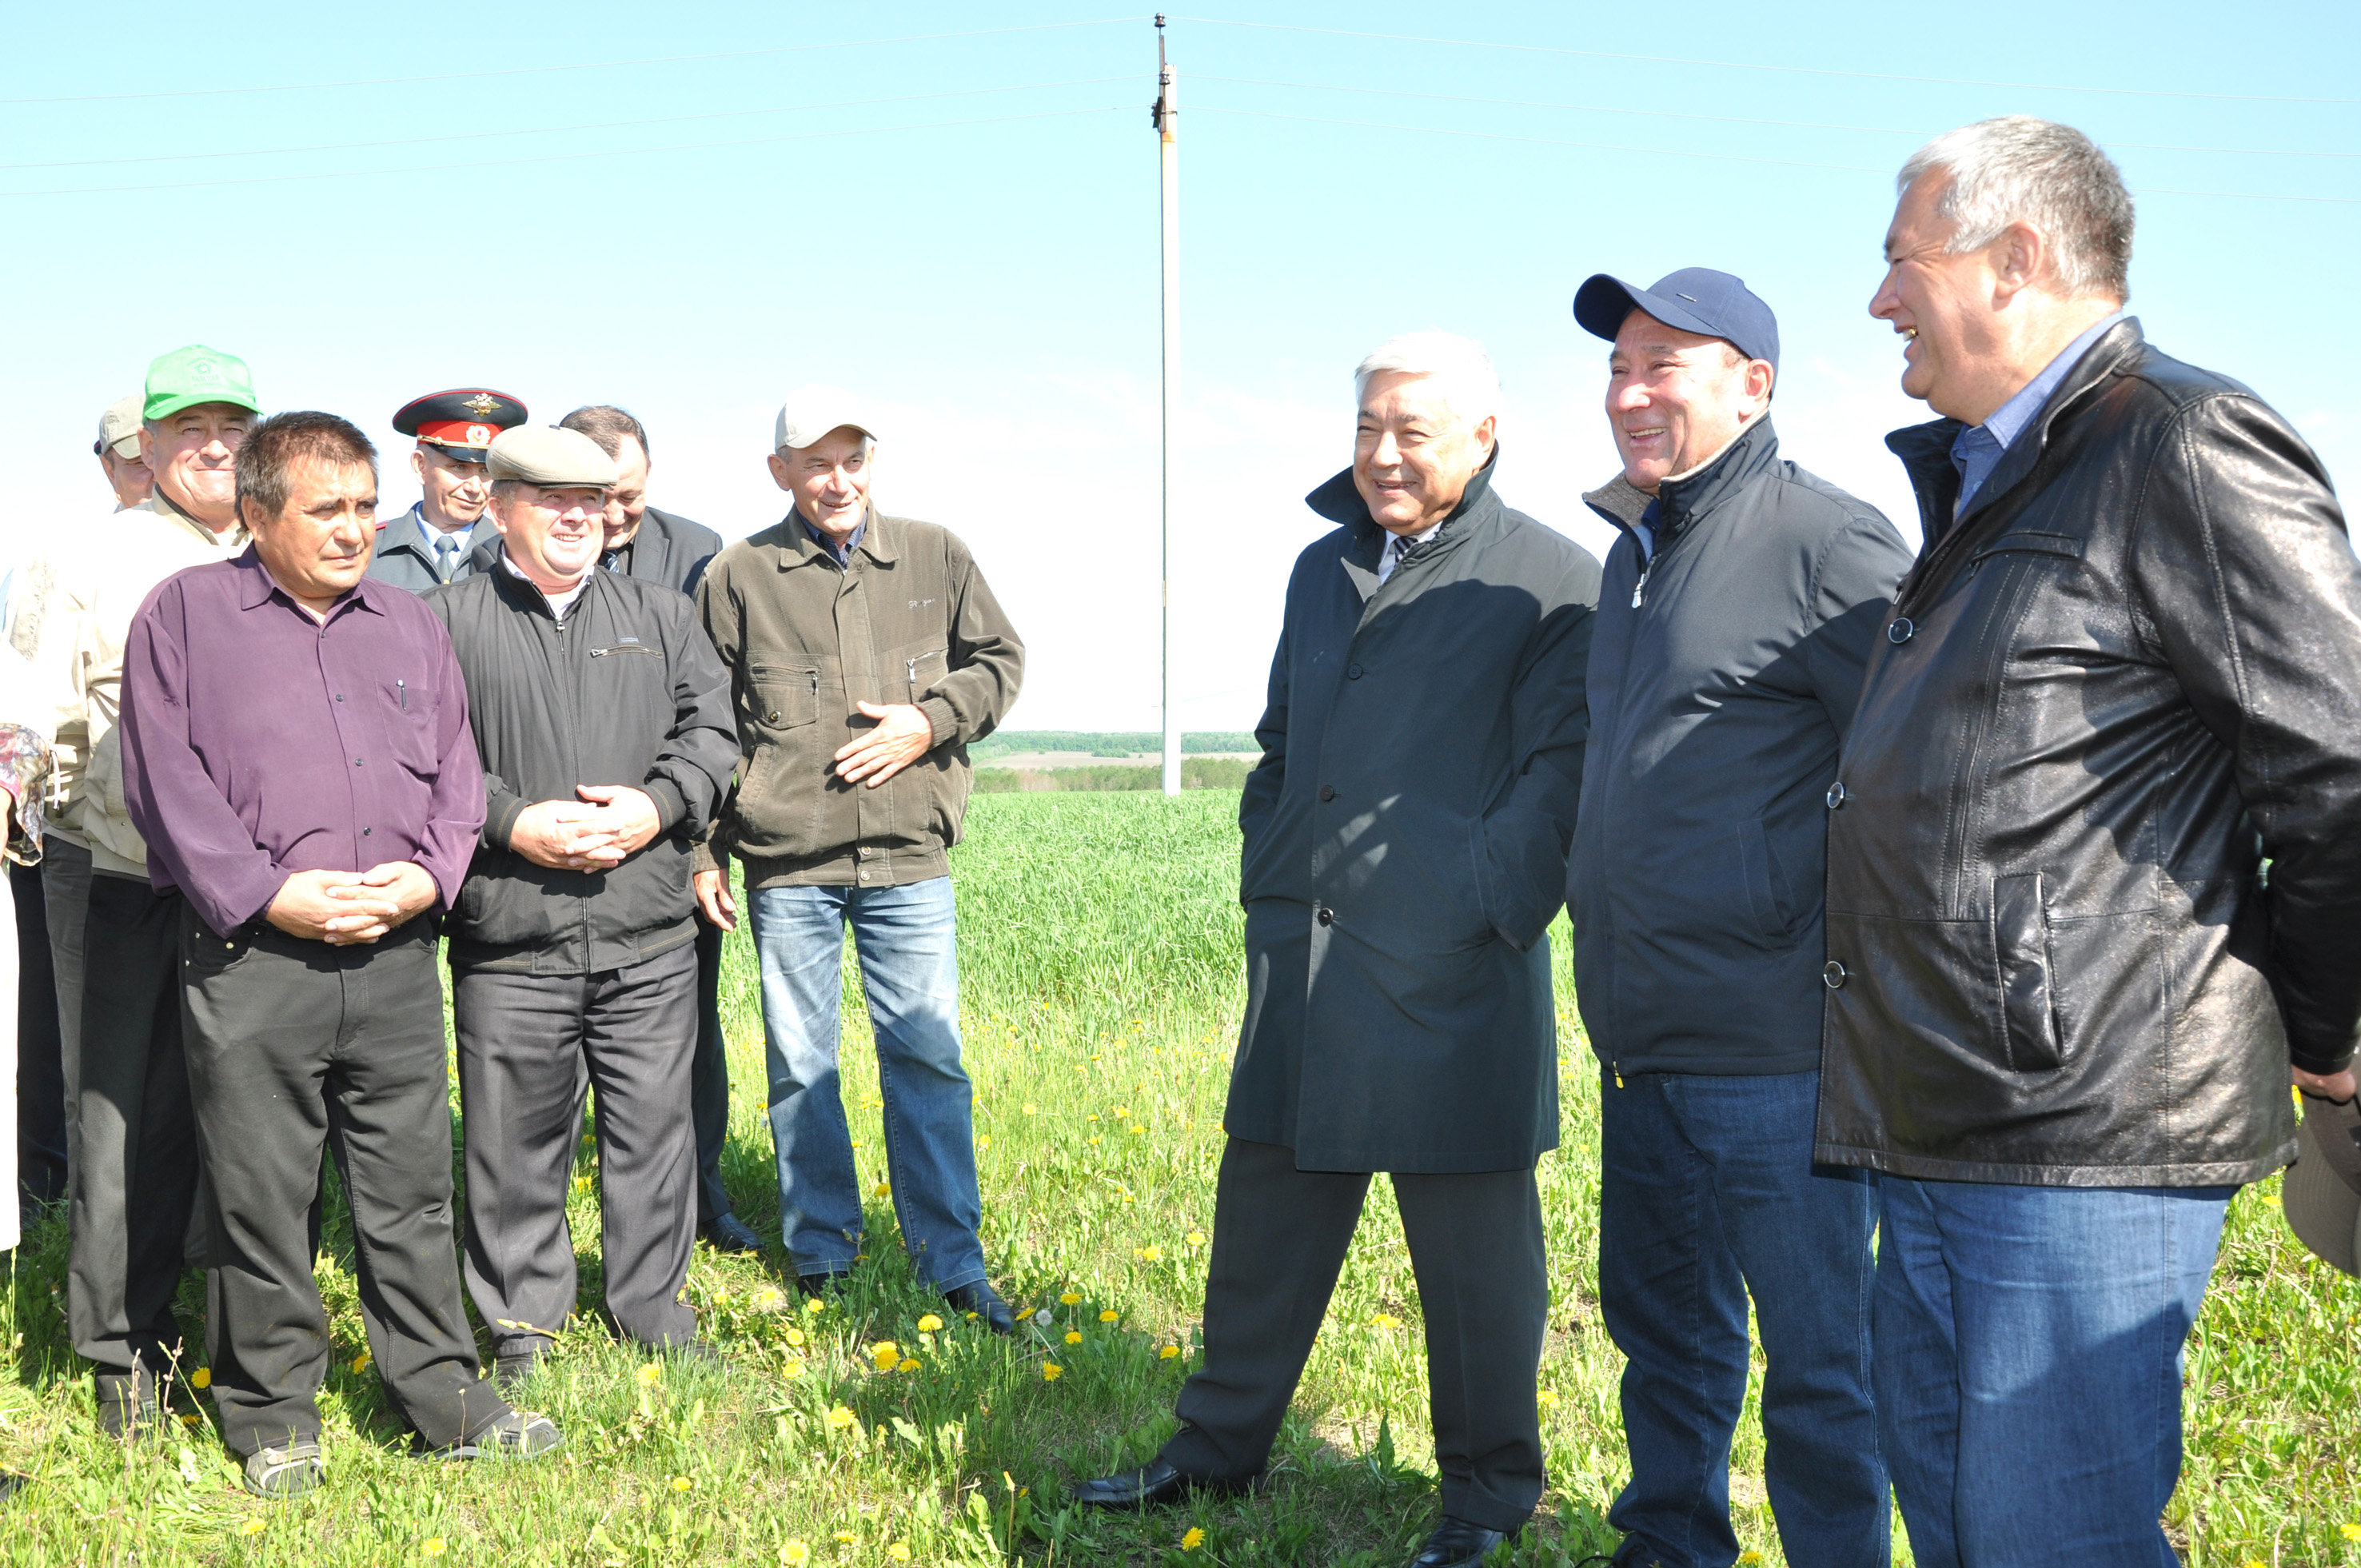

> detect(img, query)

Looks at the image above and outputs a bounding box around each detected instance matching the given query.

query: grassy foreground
[1,789,2358,1565]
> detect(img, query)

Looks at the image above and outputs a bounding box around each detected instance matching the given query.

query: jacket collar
[1887,316,2146,546]
[1306,445,1505,547]
[1580,416,1777,546]
[777,504,896,569]
[149,484,246,550]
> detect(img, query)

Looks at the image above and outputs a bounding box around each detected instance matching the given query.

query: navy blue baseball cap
[1573,267,1780,377]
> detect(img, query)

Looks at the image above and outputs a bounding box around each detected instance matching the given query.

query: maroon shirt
[121,549,484,937]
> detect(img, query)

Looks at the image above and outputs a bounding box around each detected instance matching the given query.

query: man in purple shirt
[120,411,564,1499]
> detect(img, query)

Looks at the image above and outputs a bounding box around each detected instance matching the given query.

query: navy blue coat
[1226,454,1600,1172]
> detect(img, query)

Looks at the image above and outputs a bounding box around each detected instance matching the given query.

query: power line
[0,18,1139,106]
[0,78,1135,172]
[1175,15,2361,107]
[0,106,1129,198]
[1193,106,2361,202]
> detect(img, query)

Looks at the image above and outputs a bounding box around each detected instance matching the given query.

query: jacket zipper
[906,656,917,703]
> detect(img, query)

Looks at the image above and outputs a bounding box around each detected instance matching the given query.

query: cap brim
[143,391,261,422]
[780,421,878,450]
[106,437,143,460]
[421,440,491,464]
[2286,1099,2361,1276]
[1573,273,1726,348]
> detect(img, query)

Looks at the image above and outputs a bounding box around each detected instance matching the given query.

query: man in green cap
[16,343,257,1437]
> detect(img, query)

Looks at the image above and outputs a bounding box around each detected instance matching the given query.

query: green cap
[142,344,260,422]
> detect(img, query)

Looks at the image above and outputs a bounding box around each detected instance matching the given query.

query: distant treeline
[973,756,1253,794]
[967,731,1258,760]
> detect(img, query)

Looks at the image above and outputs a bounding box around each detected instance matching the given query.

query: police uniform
[369,389,525,593]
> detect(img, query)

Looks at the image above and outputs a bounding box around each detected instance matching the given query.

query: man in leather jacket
[1823,116,2361,1565]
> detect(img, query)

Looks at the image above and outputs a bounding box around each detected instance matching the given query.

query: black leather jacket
[1816,319,2361,1187]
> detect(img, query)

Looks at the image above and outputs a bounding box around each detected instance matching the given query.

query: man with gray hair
[1821,117,2361,1562]
[1075,331,1599,1568]
[94,396,154,511]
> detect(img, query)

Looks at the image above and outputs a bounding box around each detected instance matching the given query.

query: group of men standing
[9,353,1027,1498]
[1069,115,2361,1568]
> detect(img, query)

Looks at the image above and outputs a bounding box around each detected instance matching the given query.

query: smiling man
[1821,118,2361,1566]
[367,388,527,592]
[120,411,562,1498]
[424,425,736,1388]
[1565,271,1910,1568]
[1075,332,1599,1568]
[14,344,258,1440]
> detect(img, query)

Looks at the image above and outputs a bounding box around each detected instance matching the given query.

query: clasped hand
[267,862,438,946]
[511,784,663,872]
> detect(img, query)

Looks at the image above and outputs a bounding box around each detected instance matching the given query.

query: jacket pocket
[748,664,819,732]
[1991,872,2064,1071]
[1734,817,1797,948]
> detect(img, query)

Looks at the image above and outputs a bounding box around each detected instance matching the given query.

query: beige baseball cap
[774,385,880,452]
[485,425,618,489]
[95,393,144,460]
[2283,1090,2361,1277]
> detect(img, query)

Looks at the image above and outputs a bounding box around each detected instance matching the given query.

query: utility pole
[1154,14,1182,797]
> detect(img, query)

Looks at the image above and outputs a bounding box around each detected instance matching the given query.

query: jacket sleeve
[1802,513,1913,740]
[421,583,524,854]
[413,621,486,911]
[1238,622,1290,860]
[643,596,740,837]
[2129,393,2361,1075]
[1476,552,1600,952]
[690,565,746,876]
[120,582,286,933]
[916,537,1024,748]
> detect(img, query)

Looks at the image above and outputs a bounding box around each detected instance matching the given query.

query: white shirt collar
[501,551,592,618]
[417,510,474,558]
[1377,519,1443,585]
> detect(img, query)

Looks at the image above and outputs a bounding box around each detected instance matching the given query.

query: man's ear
[239,493,269,534]
[1470,413,1498,461]
[1746,360,1775,417]
[409,446,429,484]
[1991,219,2048,305]
[766,453,795,493]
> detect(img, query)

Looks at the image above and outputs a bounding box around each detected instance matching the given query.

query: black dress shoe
[942,1279,1016,1335]
[701,1213,764,1255]
[1072,1458,1258,1510]
[1410,1517,1510,1568]
[796,1268,851,1299]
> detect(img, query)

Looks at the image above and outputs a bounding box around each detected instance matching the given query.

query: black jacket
[425,558,738,975]
[604,506,723,598]
[369,505,500,594]
[1227,453,1600,1172]
[1817,320,2361,1187]
[1570,418,1912,1077]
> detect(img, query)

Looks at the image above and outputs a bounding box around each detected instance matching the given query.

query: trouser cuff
[1438,1481,1539,1537]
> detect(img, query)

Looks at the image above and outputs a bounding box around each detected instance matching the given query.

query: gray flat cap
[97,393,144,459]
[486,425,619,488]
[2285,1091,2361,1277]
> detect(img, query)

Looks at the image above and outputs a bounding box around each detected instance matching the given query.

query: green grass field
[2,789,2357,1564]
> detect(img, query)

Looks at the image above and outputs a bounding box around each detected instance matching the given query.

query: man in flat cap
[425,425,736,1385]
[1566,269,1909,1568]
[369,389,527,592]
[694,386,1023,1327]
[121,409,562,1496]
[14,344,257,1438]
[553,405,758,1256]
[94,395,154,512]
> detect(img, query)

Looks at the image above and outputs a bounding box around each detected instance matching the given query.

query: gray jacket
[1227,454,1599,1173]
[604,506,723,598]
[1569,418,1911,1077]
[369,505,499,595]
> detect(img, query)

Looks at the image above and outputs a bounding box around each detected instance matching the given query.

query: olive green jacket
[693,507,1023,888]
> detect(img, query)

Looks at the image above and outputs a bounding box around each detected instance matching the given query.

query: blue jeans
[1873,1176,2231,1568]
[1599,1069,1888,1568]
[748,877,986,1293]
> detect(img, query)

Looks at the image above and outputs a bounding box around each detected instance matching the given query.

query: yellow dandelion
[190,1367,212,1390]
[836,1533,859,1545]
[805,1298,827,1315]
[755,1288,786,1312]
[1186,1230,1206,1246]
[782,1543,812,1566]
[1099,1309,1120,1323]
[897,1359,920,1374]
[1159,1345,1181,1360]
[826,1405,856,1430]
[1131,1123,1147,1135]
[1737,1555,1763,1567]
[787,1326,806,1346]
[1536,1388,1560,1409]
[1023,1103,1038,1115]
[351,1352,371,1374]
[421,1537,445,1557]
[636,1363,663,1387]
[1041,1362,1063,1381]
[1065,1330,1083,1344]
[976,1135,992,1151]
[239,1517,266,1536]
[1059,1291,1082,1305]
[672,1475,694,1492]
[1113,1106,1130,1118]
[2343,1524,2361,1542]
[872,1181,891,1198]
[1087,1136,1101,1145]
[1371,1314,1402,1329]
[782,1357,806,1379]
[1087,1115,1099,1123]
[888,1545,911,1562]
[871,1341,900,1371]
[916,1314,943,1333]
[1182,1526,1206,1550]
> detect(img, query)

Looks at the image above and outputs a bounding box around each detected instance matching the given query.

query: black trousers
[455,941,699,1355]
[13,860,65,1212]
[65,872,197,1382]
[181,910,503,1456]
[692,920,735,1227]
[1162,1137,1550,1534]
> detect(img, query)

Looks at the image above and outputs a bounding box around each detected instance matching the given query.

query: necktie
[433,533,462,583]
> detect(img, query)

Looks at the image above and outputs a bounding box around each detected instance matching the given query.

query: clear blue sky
[6,2,2353,730]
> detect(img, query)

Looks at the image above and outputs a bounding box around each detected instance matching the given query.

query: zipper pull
[1630,569,1649,609]
[397,678,406,711]
[1613,1060,1624,1089]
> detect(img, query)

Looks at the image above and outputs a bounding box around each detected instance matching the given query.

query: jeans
[1599,1069,1888,1568]
[748,876,984,1292]
[1873,1176,2231,1568]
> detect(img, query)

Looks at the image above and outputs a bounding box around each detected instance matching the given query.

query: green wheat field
[1,790,2356,1565]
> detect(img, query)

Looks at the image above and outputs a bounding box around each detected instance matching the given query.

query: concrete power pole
[1154,15,1182,796]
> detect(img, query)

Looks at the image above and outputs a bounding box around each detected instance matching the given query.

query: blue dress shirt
[1952,310,2126,517]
